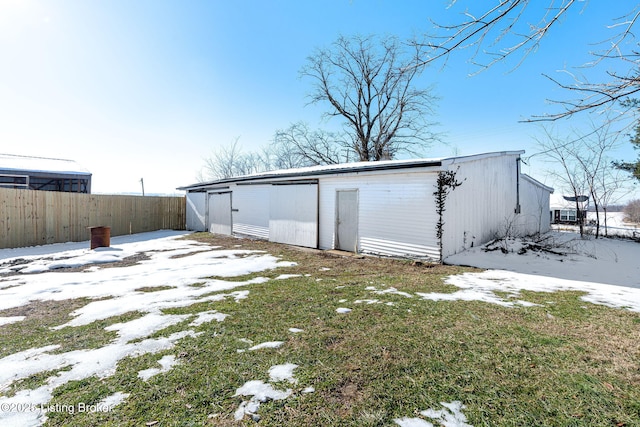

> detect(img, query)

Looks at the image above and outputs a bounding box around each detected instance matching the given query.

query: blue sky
[0,0,638,196]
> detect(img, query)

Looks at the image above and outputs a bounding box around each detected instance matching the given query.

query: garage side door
[336,189,358,252]
[269,184,318,247]
[208,192,232,235]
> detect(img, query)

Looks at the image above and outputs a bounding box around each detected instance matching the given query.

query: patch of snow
[138,355,178,381]
[233,380,292,421]
[248,341,285,351]
[189,310,228,326]
[0,316,25,326]
[445,231,640,289]
[234,362,310,421]
[394,417,434,427]
[395,401,472,427]
[421,401,472,427]
[0,330,196,426]
[288,328,304,333]
[302,386,315,393]
[369,286,413,298]
[354,299,380,304]
[99,391,130,409]
[274,274,302,280]
[441,269,640,312]
[268,363,298,383]
[0,232,297,427]
[336,308,352,314]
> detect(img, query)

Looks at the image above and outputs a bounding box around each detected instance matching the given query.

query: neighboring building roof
[550,193,589,210]
[178,150,526,191]
[0,153,91,177]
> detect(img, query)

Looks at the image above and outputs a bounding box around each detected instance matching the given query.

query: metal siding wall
[516,177,552,235]
[441,155,519,258]
[186,192,206,231]
[269,184,318,247]
[232,185,270,239]
[319,172,439,259]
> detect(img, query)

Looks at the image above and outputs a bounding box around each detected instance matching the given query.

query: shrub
[623,199,640,223]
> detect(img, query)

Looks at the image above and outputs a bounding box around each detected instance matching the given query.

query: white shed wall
[269,184,318,247]
[515,175,552,236]
[441,154,519,259]
[232,185,270,239]
[319,171,440,259]
[185,192,206,231]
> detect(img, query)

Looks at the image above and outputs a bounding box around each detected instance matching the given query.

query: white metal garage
[178,151,553,261]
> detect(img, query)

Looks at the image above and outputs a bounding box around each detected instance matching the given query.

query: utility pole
[140,178,145,196]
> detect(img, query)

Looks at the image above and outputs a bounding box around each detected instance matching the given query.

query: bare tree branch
[417,1,640,120]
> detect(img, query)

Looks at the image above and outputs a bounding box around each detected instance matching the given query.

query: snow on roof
[0,153,91,175]
[178,150,525,191]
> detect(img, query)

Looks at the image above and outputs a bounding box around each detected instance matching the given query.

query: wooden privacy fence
[0,188,186,249]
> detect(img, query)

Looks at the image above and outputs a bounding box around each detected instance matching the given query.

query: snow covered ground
[0,231,298,426]
[1,228,639,426]
[447,214,640,291]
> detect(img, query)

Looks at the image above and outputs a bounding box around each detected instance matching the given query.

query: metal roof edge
[177,159,444,191]
[521,173,554,193]
[439,150,526,166]
[176,151,529,191]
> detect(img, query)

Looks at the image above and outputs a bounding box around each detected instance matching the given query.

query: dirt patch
[0,299,89,321]
[97,252,151,269]
[0,252,151,277]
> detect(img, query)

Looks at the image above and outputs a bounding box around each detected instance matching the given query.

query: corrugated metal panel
[359,237,440,259]
[319,172,439,259]
[208,192,232,235]
[232,185,270,239]
[186,192,206,231]
[441,154,520,258]
[269,184,318,247]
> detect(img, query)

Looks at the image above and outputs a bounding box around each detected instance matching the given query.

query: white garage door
[269,184,318,247]
[208,192,232,235]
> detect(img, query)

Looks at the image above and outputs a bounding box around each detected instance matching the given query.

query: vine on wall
[433,168,464,261]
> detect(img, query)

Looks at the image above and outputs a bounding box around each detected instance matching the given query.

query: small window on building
[560,210,576,222]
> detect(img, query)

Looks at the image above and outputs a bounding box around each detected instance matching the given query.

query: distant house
[178,151,553,261]
[0,154,92,193]
[550,193,588,224]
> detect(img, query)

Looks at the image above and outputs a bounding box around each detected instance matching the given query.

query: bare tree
[417,1,640,120]
[302,34,439,161]
[200,138,269,181]
[570,120,626,237]
[595,167,632,236]
[624,199,640,223]
[537,121,632,238]
[271,122,347,166]
[537,128,589,237]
